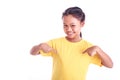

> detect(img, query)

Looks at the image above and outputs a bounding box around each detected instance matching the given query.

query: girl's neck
[65,36,82,42]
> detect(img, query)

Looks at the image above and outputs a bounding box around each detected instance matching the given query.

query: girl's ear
[80,21,85,27]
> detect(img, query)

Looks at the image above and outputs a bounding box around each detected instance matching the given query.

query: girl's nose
[66,26,72,31]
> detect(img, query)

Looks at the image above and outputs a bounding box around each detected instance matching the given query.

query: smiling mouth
[67,31,74,34]
[67,32,74,36]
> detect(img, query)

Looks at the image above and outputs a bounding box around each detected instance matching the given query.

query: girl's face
[63,15,84,41]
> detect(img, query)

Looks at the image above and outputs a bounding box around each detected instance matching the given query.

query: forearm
[96,46,113,68]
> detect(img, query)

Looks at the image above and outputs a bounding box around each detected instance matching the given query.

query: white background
[0,0,120,80]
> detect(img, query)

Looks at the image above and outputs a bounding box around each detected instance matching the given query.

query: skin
[30,43,56,55]
[63,15,84,42]
[30,14,113,68]
[83,46,113,68]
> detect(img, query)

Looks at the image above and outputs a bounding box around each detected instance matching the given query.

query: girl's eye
[71,25,75,27]
[63,25,68,28]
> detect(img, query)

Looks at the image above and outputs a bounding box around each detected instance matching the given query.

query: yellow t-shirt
[40,37,102,80]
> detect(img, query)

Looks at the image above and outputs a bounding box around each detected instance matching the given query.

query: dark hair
[62,6,85,37]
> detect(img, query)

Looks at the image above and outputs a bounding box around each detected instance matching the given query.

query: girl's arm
[95,46,113,68]
[83,46,113,68]
[30,43,54,55]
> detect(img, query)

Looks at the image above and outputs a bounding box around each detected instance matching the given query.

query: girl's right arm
[30,43,54,55]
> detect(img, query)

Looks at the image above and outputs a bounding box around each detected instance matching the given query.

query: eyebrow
[63,22,75,24]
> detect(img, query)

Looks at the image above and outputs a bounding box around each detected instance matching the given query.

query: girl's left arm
[96,46,113,68]
[83,46,113,68]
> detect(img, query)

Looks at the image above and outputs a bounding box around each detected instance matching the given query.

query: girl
[30,6,113,80]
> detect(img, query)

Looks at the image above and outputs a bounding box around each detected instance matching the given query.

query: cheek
[63,28,67,33]
[74,27,81,33]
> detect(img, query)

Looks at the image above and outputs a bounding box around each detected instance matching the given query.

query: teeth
[68,32,72,34]
[67,33,73,35]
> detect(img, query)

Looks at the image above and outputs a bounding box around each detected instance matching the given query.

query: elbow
[108,62,113,68]
[108,60,114,68]
[30,51,40,55]
[102,61,114,68]
[105,62,113,68]
[30,51,36,55]
[30,45,40,55]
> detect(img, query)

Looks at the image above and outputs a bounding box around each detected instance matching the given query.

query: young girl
[30,6,113,80]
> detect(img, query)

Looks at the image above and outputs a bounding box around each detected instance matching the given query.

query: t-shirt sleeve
[85,41,102,67]
[39,40,54,56]
[90,54,102,67]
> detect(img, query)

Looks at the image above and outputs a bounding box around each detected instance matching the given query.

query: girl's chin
[66,36,74,39]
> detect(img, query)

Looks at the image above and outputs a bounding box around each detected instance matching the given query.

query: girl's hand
[83,46,98,56]
[40,43,57,53]
[30,43,57,55]
[30,44,41,55]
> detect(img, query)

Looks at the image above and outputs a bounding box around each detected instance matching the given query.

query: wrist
[38,43,43,49]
